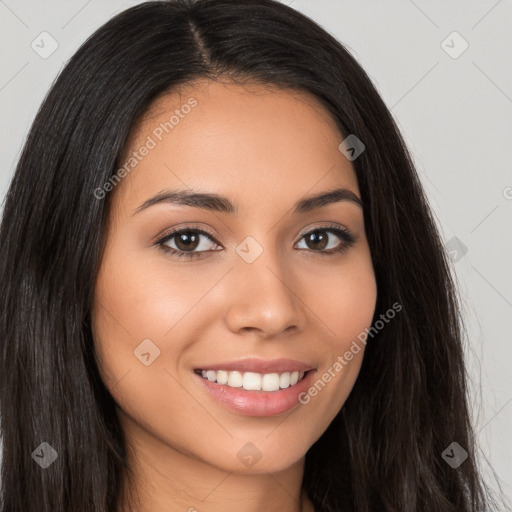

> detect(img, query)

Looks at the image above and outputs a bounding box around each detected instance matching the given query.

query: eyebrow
[132,186,363,216]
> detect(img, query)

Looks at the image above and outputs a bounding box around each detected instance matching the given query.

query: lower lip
[194,370,317,417]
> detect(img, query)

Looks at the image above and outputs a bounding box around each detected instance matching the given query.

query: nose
[223,246,307,340]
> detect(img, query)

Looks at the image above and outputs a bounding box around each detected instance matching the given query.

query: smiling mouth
[194,369,311,392]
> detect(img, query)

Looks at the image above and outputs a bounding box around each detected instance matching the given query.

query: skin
[91,79,377,512]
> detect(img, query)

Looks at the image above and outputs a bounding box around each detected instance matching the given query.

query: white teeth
[279,372,291,389]
[227,370,243,388]
[216,370,229,385]
[261,373,280,391]
[243,372,261,390]
[198,369,308,391]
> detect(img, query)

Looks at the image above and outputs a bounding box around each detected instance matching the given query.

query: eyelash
[155,223,356,260]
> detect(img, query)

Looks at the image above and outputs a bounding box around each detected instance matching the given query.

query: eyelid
[156,222,351,246]
[155,223,222,245]
[296,221,350,239]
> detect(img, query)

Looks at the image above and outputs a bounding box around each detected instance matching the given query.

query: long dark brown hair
[0,0,505,510]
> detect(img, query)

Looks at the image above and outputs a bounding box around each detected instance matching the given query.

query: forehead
[113,79,359,215]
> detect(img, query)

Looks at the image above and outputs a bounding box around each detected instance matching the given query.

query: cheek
[90,231,230,408]
[297,252,376,420]
[92,238,209,348]
[90,251,202,431]
[90,243,177,391]
[309,251,377,346]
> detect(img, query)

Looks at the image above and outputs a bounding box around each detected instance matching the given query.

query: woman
[0,0,505,510]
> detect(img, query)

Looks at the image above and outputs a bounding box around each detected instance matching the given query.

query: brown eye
[158,228,221,259]
[173,231,201,251]
[156,225,356,260]
[303,231,329,251]
[296,227,355,254]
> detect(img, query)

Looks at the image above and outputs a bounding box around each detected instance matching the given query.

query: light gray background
[1,0,511,503]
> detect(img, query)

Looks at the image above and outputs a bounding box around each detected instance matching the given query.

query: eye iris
[175,231,200,251]
[306,231,328,250]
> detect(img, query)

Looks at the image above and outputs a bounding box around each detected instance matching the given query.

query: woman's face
[91,79,377,476]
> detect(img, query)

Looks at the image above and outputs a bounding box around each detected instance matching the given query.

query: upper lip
[194,358,316,374]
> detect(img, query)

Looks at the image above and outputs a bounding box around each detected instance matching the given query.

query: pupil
[176,231,199,251]
[308,231,327,250]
